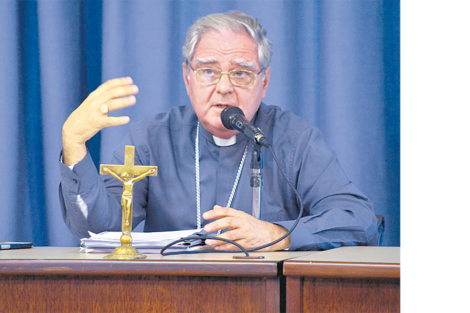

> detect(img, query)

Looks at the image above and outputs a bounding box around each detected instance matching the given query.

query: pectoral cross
[99,145,158,260]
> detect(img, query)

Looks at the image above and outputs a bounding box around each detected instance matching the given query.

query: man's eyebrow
[232,60,256,68]
[194,58,218,66]
[194,58,257,69]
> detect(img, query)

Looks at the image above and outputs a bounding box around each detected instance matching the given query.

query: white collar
[212,135,237,147]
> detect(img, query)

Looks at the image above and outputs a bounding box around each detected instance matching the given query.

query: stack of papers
[81,229,203,254]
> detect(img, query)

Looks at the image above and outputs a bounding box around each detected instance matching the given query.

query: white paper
[81,229,201,253]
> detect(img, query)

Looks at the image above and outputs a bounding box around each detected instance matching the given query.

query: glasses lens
[230,70,254,86]
[196,68,220,85]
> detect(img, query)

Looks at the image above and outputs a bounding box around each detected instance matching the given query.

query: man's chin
[203,122,237,139]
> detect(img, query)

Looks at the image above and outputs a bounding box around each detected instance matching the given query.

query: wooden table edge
[283,261,400,279]
[0,259,279,277]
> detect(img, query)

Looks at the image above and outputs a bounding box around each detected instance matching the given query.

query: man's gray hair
[183,11,272,71]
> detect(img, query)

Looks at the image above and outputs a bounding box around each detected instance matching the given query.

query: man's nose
[216,73,234,95]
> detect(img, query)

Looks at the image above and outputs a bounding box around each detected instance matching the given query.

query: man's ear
[182,62,190,95]
[262,66,271,98]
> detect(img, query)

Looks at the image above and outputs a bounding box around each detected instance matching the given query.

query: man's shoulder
[259,103,317,136]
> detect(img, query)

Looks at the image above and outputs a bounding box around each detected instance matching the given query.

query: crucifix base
[104,245,147,260]
[104,233,146,260]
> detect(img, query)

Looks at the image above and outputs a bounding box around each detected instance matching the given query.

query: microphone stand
[235,143,266,259]
[250,143,263,219]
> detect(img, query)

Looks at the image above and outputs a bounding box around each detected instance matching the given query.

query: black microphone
[221,107,269,147]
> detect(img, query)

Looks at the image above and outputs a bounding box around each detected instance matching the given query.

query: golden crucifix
[99,145,158,260]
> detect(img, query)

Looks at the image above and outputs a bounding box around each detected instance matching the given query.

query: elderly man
[59,11,377,251]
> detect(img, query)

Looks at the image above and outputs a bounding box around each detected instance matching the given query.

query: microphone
[221,107,269,147]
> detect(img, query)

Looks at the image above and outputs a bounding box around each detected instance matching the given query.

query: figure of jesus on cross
[100,145,158,260]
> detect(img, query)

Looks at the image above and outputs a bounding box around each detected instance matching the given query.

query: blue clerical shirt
[59,103,378,250]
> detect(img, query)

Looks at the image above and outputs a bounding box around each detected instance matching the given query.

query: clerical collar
[196,104,262,146]
[212,135,237,147]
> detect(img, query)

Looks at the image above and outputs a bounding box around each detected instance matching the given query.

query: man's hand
[203,205,291,251]
[62,77,138,166]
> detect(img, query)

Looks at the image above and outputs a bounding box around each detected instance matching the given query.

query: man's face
[183,29,271,139]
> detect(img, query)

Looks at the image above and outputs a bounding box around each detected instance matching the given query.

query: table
[1,246,400,312]
[0,247,302,313]
[283,246,400,312]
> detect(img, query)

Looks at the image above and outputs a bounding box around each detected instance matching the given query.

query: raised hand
[62,77,138,166]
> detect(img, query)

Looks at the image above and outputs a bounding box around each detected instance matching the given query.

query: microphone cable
[160,142,305,257]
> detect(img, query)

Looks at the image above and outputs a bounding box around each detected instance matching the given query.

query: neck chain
[195,122,248,230]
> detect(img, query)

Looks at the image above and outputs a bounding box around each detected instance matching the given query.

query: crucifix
[99,145,158,260]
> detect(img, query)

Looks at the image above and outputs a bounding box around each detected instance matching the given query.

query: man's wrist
[62,140,87,166]
[271,224,291,251]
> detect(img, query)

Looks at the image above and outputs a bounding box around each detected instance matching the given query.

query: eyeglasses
[190,66,264,87]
